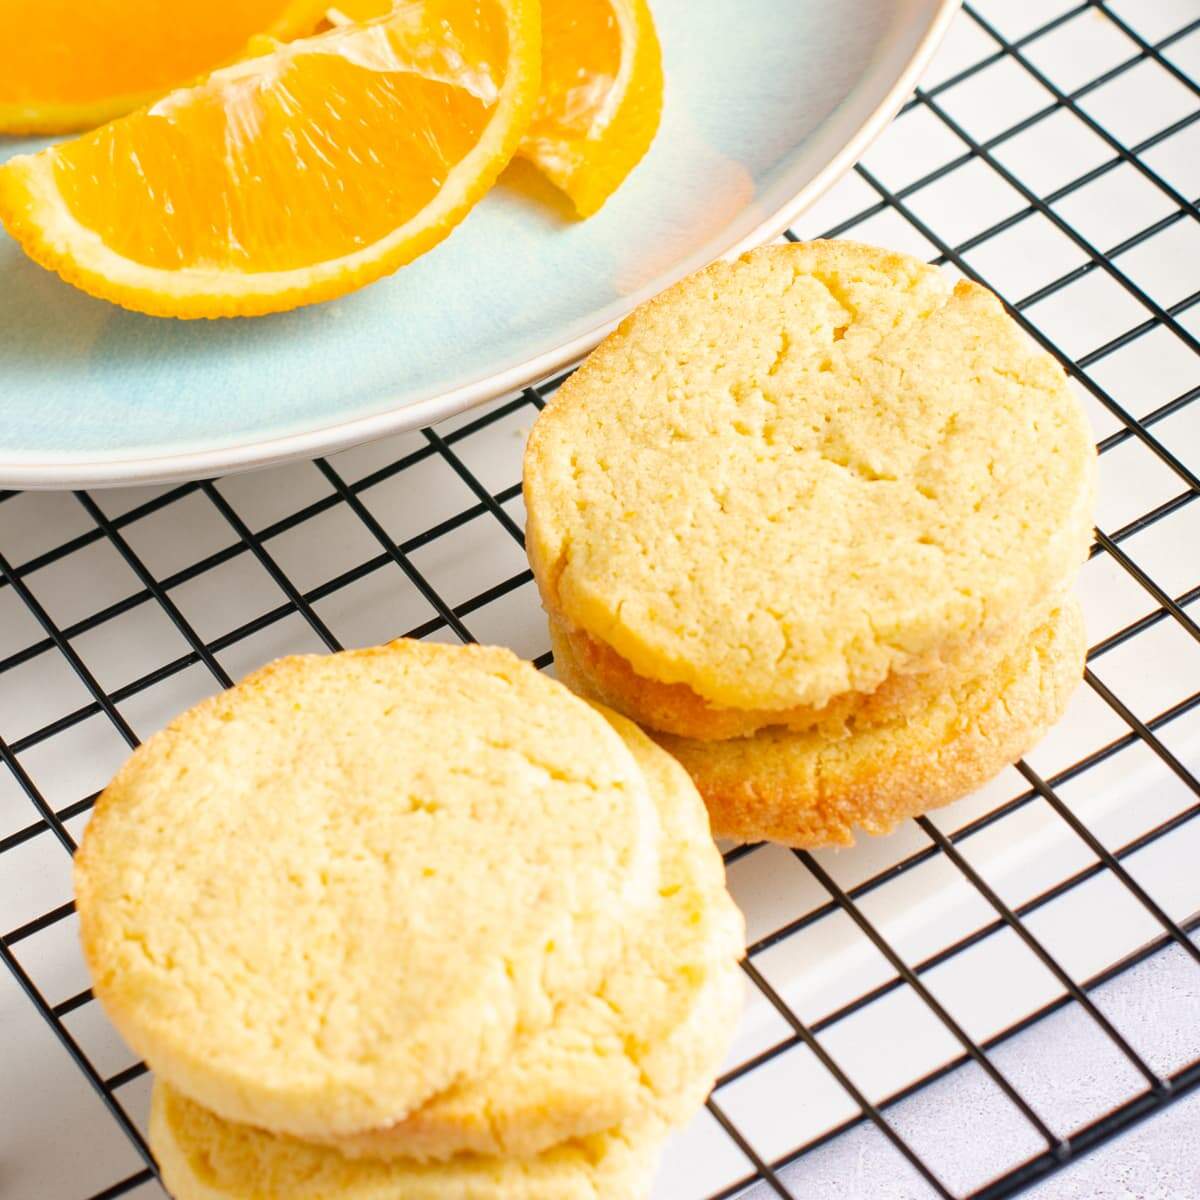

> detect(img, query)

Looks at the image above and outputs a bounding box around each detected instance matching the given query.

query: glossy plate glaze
[0,0,958,488]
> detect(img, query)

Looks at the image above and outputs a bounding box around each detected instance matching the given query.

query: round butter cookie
[327,708,746,1161]
[150,1083,665,1200]
[75,641,663,1137]
[551,608,1048,741]
[620,601,1085,847]
[524,240,1096,714]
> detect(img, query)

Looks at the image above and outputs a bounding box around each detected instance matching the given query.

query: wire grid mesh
[2,2,1199,1197]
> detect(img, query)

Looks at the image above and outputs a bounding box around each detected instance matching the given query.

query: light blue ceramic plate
[0,0,957,488]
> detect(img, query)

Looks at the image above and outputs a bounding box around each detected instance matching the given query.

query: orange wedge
[334,0,663,216]
[0,0,541,318]
[525,0,662,216]
[0,0,330,135]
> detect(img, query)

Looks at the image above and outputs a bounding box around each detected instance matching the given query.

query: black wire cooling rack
[2,3,1198,1198]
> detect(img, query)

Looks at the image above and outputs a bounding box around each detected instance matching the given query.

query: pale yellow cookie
[551,608,1049,741]
[525,240,1096,714]
[623,601,1085,847]
[326,708,746,1161]
[150,1083,665,1200]
[75,641,664,1137]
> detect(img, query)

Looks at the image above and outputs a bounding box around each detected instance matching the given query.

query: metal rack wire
[1,3,1198,1198]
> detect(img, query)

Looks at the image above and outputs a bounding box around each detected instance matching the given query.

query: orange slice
[0,0,330,135]
[524,0,662,216]
[333,0,663,216]
[0,0,541,318]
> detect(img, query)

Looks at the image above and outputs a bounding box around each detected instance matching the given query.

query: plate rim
[3,0,961,490]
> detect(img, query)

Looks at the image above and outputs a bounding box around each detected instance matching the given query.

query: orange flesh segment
[49,8,504,273]
[523,1,621,175]
[0,0,323,112]
[331,0,656,216]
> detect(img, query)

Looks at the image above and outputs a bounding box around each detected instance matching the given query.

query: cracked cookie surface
[75,640,663,1137]
[320,707,745,1161]
[524,240,1096,713]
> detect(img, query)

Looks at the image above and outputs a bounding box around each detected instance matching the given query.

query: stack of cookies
[74,641,744,1200]
[524,240,1096,847]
